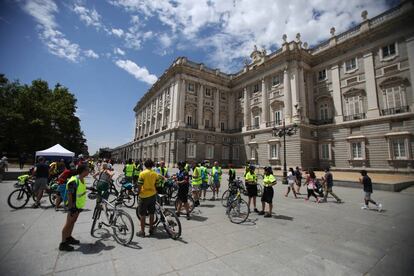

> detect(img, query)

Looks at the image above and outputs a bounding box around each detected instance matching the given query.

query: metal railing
[381,106,409,116]
[185,124,198,129]
[246,125,260,131]
[162,125,168,130]
[343,113,366,122]
[309,118,334,125]
[266,121,282,127]
[205,127,216,132]
[222,128,242,133]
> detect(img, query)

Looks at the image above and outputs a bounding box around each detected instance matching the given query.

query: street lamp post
[273,120,298,184]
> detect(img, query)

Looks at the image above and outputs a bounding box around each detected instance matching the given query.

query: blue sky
[0,0,396,154]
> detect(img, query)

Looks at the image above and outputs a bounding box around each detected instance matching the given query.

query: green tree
[0,74,88,157]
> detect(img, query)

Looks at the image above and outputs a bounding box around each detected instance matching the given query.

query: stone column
[298,67,307,122]
[169,83,175,128]
[228,92,235,130]
[363,52,380,118]
[261,78,269,128]
[149,101,153,134]
[306,72,315,120]
[243,87,250,130]
[154,96,159,131]
[290,64,300,122]
[198,84,204,129]
[407,37,414,112]
[283,68,292,123]
[160,91,165,129]
[214,89,220,132]
[178,78,185,127]
[331,65,344,123]
[143,108,148,135]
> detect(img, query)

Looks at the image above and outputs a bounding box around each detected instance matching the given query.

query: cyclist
[32,156,49,208]
[55,163,75,210]
[200,161,209,201]
[93,163,114,197]
[245,165,259,213]
[184,161,190,173]
[175,161,191,220]
[211,161,222,201]
[155,161,169,195]
[136,159,161,237]
[133,160,142,185]
[59,164,89,251]
[191,162,202,206]
[228,163,236,183]
[123,159,135,183]
[244,161,250,177]
[259,167,277,217]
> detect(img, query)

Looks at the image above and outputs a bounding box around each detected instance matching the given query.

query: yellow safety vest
[66,176,87,209]
[245,171,257,184]
[192,167,202,185]
[263,174,276,187]
[212,166,222,180]
[125,164,135,177]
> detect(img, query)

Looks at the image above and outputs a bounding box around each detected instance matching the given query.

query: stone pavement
[0,170,413,276]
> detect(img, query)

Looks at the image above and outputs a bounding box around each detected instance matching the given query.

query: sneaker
[361,205,368,210]
[59,241,74,252]
[258,211,265,215]
[66,236,80,245]
[264,213,272,218]
[377,203,382,212]
[136,231,145,237]
[175,212,180,217]
[186,214,191,220]
[149,228,155,235]
[209,197,215,201]
[254,208,259,213]
[32,203,39,209]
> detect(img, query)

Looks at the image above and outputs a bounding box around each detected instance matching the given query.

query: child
[360,170,382,211]
[259,167,277,217]
[285,167,298,198]
[305,169,319,203]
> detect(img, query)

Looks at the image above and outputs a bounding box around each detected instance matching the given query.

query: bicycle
[110,181,137,208]
[225,180,250,224]
[221,178,246,207]
[88,189,134,245]
[136,194,182,240]
[115,174,125,187]
[8,177,56,209]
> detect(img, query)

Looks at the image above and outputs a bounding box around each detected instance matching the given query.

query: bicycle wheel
[162,209,181,240]
[112,209,134,245]
[228,198,250,224]
[122,193,136,208]
[221,189,230,207]
[257,184,263,197]
[90,206,102,237]
[136,203,159,225]
[7,189,29,209]
[174,196,194,214]
[170,185,178,199]
[115,174,125,187]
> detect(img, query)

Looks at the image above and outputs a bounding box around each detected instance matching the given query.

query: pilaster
[283,68,292,124]
[198,84,204,129]
[331,65,344,123]
[363,52,380,118]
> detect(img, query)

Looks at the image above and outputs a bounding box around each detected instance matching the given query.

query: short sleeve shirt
[362,175,373,193]
[176,170,189,185]
[138,169,158,198]
[35,163,49,178]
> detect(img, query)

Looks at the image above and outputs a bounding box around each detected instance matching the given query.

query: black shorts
[246,184,258,197]
[177,184,189,203]
[138,195,156,216]
[156,186,164,195]
[261,186,274,204]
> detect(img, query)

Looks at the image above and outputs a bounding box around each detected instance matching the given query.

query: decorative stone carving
[296,33,301,42]
[282,34,287,43]
[361,10,368,21]
[330,27,336,37]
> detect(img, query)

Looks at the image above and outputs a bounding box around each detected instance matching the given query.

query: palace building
[111,1,414,172]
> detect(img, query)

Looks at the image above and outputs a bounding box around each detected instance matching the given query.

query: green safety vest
[245,171,257,184]
[192,167,202,185]
[263,174,276,187]
[134,166,141,176]
[229,168,236,179]
[184,164,190,173]
[156,167,168,187]
[200,166,208,181]
[125,164,135,177]
[212,166,222,180]
[66,176,87,209]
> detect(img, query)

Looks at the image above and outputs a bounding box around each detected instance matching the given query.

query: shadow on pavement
[189,214,208,222]
[272,214,294,221]
[198,204,215,208]
[76,240,115,254]
[241,218,258,226]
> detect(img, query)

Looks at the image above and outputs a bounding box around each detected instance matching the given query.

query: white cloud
[22,0,99,62]
[110,0,391,71]
[73,4,103,30]
[84,49,99,58]
[111,28,124,37]
[115,59,157,85]
[114,47,125,55]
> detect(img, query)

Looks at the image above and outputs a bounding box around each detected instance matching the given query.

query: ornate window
[222,146,230,160]
[318,69,327,81]
[249,145,257,160]
[253,83,260,93]
[186,115,193,125]
[187,82,195,92]
[319,143,331,160]
[220,121,225,131]
[319,102,330,120]
[253,116,260,127]
[272,74,281,86]
[345,95,363,116]
[345,57,357,73]
[386,133,411,160]
[268,143,280,160]
[187,143,196,158]
[274,110,283,125]
[206,144,214,159]
[381,42,397,59]
[205,88,211,97]
[232,146,239,160]
[383,86,406,109]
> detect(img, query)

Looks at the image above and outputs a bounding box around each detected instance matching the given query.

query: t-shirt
[325,172,333,187]
[362,175,373,193]
[138,169,159,198]
[35,163,49,178]
[287,171,295,184]
[307,176,316,189]
[229,169,236,181]
[176,170,189,184]
[57,169,72,184]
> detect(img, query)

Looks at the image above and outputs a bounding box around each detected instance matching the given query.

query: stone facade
[113,2,414,172]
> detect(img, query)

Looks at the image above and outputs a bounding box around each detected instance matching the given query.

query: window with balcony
[205,119,210,128]
[206,144,214,159]
[220,122,225,131]
[318,69,327,81]
[187,143,196,158]
[274,110,282,125]
[319,103,330,120]
[344,94,365,121]
[253,116,260,127]
[186,115,193,126]
[187,82,195,92]
[205,88,211,97]
[345,57,357,72]
[382,86,407,115]
[381,43,396,59]
[272,74,281,86]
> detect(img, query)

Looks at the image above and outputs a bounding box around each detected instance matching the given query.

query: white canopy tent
[35,144,75,158]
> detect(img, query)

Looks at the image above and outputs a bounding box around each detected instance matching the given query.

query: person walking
[59,164,89,251]
[228,163,236,183]
[285,168,298,198]
[136,159,160,237]
[200,161,209,201]
[191,162,202,206]
[19,153,26,170]
[295,166,302,194]
[305,169,319,203]
[32,156,49,208]
[259,167,277,217]
[123,159,135,184]
[175,161,191,220]
[211,161,222,200]
[320,168,342,203]
[245,165,259,213]
[0,156,8,183]
[360,170,382,211]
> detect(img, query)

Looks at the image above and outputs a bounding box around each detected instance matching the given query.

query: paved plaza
[0,169,413,276]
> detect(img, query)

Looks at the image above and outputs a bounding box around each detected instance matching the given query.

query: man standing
[19,153,26,170]
[228,163,236,183]
[156,161,169,195]
[211,161,222,200]
[0,156,8,183]
[360,170,382,211]
[200,162,209,201]
[32,156,49,208]
[321,168,342,203]
[136,159,160,237]
[59,164,89,251]
[123,159,135,184]
[191,162,202,206]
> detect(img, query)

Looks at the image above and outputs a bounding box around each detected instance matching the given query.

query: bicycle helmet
[249,165,256,170]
